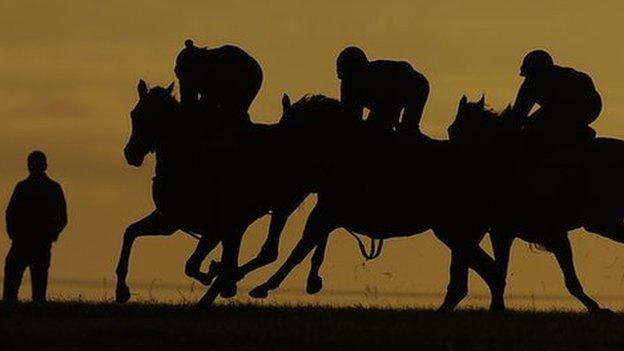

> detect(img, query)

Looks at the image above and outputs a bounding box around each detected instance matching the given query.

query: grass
[1,301,623,350]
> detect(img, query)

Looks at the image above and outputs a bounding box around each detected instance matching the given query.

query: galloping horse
[261,95,624,313]
[448,96,624,313]
[249,94,507,312]
[115,80,311,305]
[117,85,506,310]
[251,96,624,313]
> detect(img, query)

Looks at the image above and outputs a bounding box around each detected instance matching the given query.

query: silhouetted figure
[511,50,602,150]
[448,96,619,313]
[116,81,310,306]
[3,151,67,302]
[249,95,506,312]
[337,46,429,133]
[175,39,263,130]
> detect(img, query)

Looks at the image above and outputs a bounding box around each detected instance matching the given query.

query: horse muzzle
[124,145,146,167]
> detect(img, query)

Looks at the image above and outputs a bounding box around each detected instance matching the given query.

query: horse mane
[477,103,513,120]
[477,102,515,129]
[282,94,354,129]
[290,94,343,118]
[149,86,180,106]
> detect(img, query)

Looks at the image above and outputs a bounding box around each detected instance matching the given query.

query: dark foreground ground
[1,302,623,350]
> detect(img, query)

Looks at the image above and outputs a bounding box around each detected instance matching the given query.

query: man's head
[336,46,368,79]
[520,50,554,77]
[27,151,47,174]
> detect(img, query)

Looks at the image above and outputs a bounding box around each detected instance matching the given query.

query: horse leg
[434,228,504,312]
[198,229,244,305]
[467,245,507,311]
[306,231,330,295]
[249,207,331,299]
[543,234,611,313]
[437,252,469,312]
[490,231,514,295]
[115,210,177,303]
[238,193,308,280]
[219,232,243,298]
[184,235,220,286]
[237,209,290,280]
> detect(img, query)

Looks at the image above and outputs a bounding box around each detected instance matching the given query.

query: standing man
[336,46,430,133]
[3,151,67,302]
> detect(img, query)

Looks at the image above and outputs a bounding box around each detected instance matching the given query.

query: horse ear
[459,94,468,111]
[478,94,485,109]
[165,82,175,95]
[138,79,148,98]
[282,93,292,113]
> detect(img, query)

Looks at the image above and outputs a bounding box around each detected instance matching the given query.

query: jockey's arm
[340,80,364,120]
[511,80,535,126]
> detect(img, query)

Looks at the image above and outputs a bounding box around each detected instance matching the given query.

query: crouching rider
[511,49,602,151]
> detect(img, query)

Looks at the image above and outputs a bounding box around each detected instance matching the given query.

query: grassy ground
[0,302,623,350]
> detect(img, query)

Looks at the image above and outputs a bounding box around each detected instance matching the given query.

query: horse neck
[153,106,195,178]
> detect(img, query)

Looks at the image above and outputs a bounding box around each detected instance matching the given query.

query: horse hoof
[197,292,218,307]
[220,284,238,298]
[249,286,269,299]
[116,284,131,304]
[436,304,454,313]
[489,304,507,313]
[306,276,323,295]
[490,303,507,313]
[591,307,614,315]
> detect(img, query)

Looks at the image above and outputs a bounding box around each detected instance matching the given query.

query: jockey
[511,50,602,148]
[336,46,430,133]
[175,39,263,130]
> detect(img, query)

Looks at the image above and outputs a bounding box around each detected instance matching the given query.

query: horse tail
[345,229,384,260]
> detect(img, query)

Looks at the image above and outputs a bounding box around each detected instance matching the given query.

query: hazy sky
[2,0,624,308]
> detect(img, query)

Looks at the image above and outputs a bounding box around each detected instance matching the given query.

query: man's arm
[511,80,535,126]
[52,184,67,241]
[5,183,23,241]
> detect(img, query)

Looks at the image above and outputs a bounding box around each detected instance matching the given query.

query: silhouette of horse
[249,94,506,312]
[447,96,624,313]
[115,80,311,305]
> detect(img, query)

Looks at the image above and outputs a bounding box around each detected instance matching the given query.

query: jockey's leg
[398,73,429,133]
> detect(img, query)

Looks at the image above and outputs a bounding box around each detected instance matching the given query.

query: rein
[346,229,384,260]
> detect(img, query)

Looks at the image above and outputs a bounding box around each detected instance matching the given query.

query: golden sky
[2,0,624,308]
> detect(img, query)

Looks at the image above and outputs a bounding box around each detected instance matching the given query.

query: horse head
[448,94,515,149]
[124,79,176,166]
